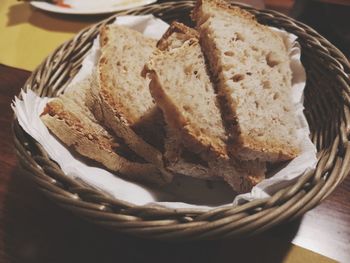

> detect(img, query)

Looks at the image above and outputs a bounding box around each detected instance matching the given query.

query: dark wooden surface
[1,65,350,262]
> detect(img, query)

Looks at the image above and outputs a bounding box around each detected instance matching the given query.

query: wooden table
[0,2,350,263]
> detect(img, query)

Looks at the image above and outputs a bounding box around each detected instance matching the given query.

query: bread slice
[145,22,265,192]
[88,24,214,181]
[192,0,301,162]
[87,25,169,173]
[149,22,228,161]
[155,22,219,181]
[41,76,167,185]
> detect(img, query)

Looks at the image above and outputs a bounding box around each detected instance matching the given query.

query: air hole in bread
[183,105,191,113]
[273,92,280,100]
[102,36,108,45]
[246,72,252,76]
[283,106,290,112]
[184,65,192,75]
[99,57,107,65]
[200,128,207,133]
[262,80,271,89]
[254,101,259,109]
[223,64,233,71]
[243,49,249,58]
[234,32,244,41]
[266,52,280,67]
[224,51,234,56]
[232,74,245,82]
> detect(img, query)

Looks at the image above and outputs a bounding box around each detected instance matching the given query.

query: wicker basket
[13,1,350,240]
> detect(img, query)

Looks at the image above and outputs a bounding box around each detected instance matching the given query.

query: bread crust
[41,96,167,185]
[192,0,300,162]
[89,68,171,177]
[89,25,174,182]
[157,21,200,51]
[146,22,266,192]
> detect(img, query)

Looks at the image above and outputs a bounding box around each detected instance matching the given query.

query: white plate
[30,0,157,15]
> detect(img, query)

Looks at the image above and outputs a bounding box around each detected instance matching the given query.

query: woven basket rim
[13,0,350,240]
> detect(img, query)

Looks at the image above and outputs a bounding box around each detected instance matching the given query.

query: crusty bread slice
[88,24,212,181]
[41,76,167,185]
[148,23,228,161]
[88,25,169,173]
[192,0,301,162]
[146,22,265,192]
[155,22,218,181]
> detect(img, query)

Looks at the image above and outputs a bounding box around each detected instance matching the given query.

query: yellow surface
[283,245,337,263]
[217,234,338,263]
[0,0,103,71]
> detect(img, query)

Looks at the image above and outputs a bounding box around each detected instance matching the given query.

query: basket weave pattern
[13,1,350,240]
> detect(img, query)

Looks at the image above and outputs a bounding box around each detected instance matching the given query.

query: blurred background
[242,0,350,57]
[1,0,349,70]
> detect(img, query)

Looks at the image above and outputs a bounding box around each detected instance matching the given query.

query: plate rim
[30,0,158,15]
